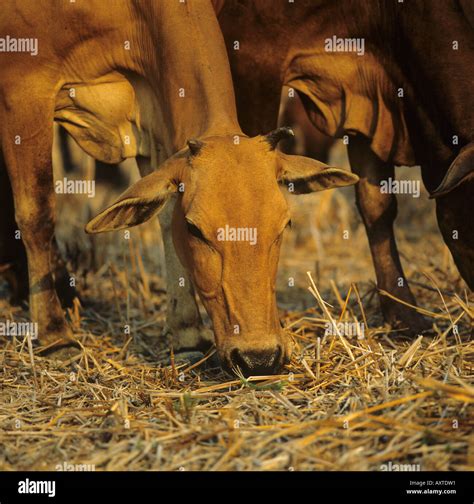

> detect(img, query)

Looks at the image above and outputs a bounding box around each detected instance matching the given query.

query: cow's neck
[132,1,242,157]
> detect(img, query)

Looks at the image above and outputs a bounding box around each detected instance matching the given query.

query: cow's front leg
[348,135,430,334]
[158,195,214,351]
[2,92,75,349]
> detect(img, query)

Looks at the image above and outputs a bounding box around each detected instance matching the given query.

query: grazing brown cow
[0,0,358,375]
[216,0,474,334]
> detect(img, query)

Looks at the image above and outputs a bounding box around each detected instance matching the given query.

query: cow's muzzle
[223,344,287,376]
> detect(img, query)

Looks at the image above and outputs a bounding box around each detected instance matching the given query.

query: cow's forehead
[181,136,288,225]
[185,136,281,194]
[188,135,276,176]
[195,135,270,157]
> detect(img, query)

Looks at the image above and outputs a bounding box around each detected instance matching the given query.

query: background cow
[216,0,474,334]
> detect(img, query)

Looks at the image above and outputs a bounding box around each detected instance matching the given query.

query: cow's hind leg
[348,135,430,334]
[2,82,75,349]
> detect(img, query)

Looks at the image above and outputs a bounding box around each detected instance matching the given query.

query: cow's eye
[286,219,292,229]
[186,220,206,241]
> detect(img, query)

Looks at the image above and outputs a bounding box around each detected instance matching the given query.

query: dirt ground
[0,142,473,471]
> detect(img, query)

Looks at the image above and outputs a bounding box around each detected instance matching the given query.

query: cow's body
[216,0,474,331]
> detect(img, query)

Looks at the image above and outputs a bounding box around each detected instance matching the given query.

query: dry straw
[0,260,472,471]
[0,169,472,471]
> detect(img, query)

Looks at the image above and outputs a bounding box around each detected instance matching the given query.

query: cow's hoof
[36,324,80,355]
[164,325,215,352]
[386,308,432,336]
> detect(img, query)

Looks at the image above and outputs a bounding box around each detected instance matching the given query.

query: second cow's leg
[2,81,75,348]
[348,135,430,334]
[136,157,213,351]
[158,196,214,351]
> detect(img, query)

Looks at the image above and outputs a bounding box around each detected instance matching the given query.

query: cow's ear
[430,143,474,198]
[277,152,359,194]
[85,157,185,234]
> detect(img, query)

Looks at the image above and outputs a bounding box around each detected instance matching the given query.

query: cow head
[86,128,359,376]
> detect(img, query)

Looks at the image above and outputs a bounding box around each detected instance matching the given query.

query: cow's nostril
[229,348,244,368]
[274,345,282,365]
[228,345,282,376]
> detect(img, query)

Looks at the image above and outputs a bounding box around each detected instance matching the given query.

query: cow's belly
[54,73,153,165]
